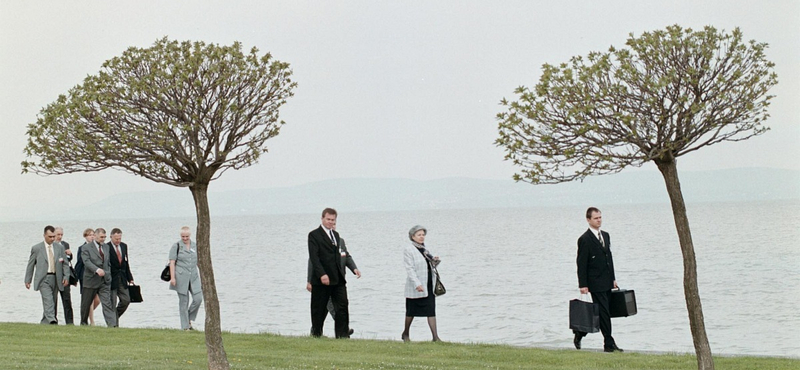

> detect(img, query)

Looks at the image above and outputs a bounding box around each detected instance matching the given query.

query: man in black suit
[107,228,134,326]
[308,208,350,338]
[54,227,75,324]
[574,207,623,352]
[306,221,361,336]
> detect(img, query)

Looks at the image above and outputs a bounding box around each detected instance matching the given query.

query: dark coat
[308,226,346,286]
[307,237,357,283]
[576,228,616,292]
[107,242,134,287]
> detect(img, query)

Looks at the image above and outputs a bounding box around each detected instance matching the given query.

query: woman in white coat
[169,226,203,330]
[402,225,441,342]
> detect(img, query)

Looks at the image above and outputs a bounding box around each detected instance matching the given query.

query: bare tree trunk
[190,184,230,370]
[655,159,714,370]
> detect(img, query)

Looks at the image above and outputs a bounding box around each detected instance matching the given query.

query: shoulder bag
[160,242,180,282]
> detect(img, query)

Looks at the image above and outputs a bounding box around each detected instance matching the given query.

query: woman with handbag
[402,225,442,342]
[168,226,203,330]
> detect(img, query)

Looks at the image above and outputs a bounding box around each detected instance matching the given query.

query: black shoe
[348,328,354,336]
[604,345,623,353]
[573,333,582,350]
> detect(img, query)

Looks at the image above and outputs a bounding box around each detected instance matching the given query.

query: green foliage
[0,323,797,370]
[22,37,297,187]
[496,25,777,184]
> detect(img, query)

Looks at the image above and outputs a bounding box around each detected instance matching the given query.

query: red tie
[98,244,105,260]
[116,245,122,264]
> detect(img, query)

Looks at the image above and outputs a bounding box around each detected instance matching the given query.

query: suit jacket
[307,237,358,283]
[107,242,134,287]
[80,241,112,289]
[24,241,71,291]
[576,228,616,293]
[308,226,346,286]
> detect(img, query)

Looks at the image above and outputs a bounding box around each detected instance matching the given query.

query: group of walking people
[24,226,134,327]
[23,206,623,352]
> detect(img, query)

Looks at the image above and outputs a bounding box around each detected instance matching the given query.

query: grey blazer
[24,241,71,291]
[169,241,201,295]
[80,241,112,289]
[307,237,358,283]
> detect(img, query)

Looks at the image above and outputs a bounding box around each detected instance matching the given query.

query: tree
[496,25,776,370]
[22,37,297,370]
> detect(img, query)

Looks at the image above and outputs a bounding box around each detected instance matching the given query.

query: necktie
[329,230,336,246]
[98,244,105,260]
[47,244,55,273]
[116,245,122,264]
[598,232,605,247]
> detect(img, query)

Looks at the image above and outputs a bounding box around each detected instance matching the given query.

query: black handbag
[128,284,143,303]
[68,266,79,286]
[569,296,600,333]
[161,242,180,282]
[160,265,171,282]
[432,266,446,296]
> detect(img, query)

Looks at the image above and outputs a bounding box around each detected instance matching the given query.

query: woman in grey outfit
[169,226,203,330]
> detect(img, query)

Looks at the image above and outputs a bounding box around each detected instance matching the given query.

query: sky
[1,0,798,214]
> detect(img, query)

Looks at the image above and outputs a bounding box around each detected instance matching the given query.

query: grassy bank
[0,323,796,369]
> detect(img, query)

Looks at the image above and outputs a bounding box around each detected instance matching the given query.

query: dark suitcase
[128,284,143,303]
[609,289,637,317]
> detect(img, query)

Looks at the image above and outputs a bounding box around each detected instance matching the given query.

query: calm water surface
[1,200,798,357]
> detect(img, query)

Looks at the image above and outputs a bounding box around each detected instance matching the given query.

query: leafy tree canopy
[496,25,777,184]
[22,37,296,186]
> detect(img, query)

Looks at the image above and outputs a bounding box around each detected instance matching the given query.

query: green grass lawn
[0,323,796,369]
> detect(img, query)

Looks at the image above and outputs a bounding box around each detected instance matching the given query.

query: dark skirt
[405,267,436,317]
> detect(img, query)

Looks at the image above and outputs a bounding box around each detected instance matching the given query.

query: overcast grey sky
[1,1,798,213]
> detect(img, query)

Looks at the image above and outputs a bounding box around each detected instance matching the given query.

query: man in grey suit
[79,227,117,327]
[24,225,71,324]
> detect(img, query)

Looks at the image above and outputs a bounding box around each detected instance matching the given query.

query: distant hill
[3,167,798,222]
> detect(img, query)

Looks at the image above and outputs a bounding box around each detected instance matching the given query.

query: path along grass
[0,323,796,369]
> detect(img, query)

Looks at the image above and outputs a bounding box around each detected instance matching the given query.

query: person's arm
[576,236,589,293]
[308,233,329,285]
[58,246,70,286]
[403,246,422,291]
[125,245,134,283]
[24,245,36,289]
[168,243,178,287]
[81,245,102,276]
[63,241,72,261]
[606,232,616,284]
[341,242,360,278]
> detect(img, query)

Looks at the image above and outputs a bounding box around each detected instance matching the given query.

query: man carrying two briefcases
[573,207,624,353]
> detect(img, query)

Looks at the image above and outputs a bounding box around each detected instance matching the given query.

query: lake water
[1,200,798,357]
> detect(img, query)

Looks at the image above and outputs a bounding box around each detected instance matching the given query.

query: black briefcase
[609,289,637,317]
[128,284,143,303]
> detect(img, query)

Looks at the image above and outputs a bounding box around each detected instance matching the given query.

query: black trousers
[310,283,349,338]
[58,286,74,324]
[590,290,616,348]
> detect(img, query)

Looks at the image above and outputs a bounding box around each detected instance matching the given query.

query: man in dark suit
[79,227,116,327]
[308,208,351,338]
[54,227,75,324]
[307,221,361,336]
[574,207,623,352]
[107,228,134,326]
[24,225,71,324]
